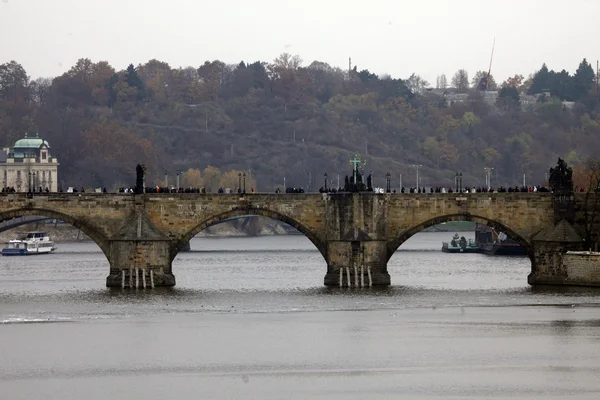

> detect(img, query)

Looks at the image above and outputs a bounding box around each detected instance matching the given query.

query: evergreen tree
[528,64,552,94]
[124,64,146,99]
[572,58,595,101]
[549,69,573,101]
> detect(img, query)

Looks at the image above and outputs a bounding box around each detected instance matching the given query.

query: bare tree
[451,69,469,93]
[436,74,448,89]
[406,73,429,94]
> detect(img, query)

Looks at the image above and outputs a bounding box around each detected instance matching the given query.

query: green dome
[14,135,50,149]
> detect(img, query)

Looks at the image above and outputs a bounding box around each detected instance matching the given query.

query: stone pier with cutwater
[2,159,600,288]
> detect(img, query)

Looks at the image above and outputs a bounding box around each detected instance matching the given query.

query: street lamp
[386,172,391,193]
[455,172,459,192]
[242,172,246,194]
[411,165,422,189]
[28,171,32,192]
[176,171,180,191]
[238,172,242,194]
[164,170,168,188]
[484,167,494,190]
[324,173,328,191]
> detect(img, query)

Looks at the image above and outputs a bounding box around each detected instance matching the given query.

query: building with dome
[1,132,59,192]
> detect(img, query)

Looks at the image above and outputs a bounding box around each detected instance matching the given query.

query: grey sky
[1,0,598,85]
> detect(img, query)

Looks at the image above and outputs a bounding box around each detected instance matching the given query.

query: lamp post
[176,172,180,191]
[386,172,391,193]
[324,173,328,191]
[238,172,242,194]
[411,165,422,189]
[242,172,246,194]
[484,167,494,190]
[459,172,463,193]
[164,170,168,188]
[455,172,459,193]
[28,171,31,192]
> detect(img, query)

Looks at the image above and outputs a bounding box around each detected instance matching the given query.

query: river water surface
[1,232,600,399]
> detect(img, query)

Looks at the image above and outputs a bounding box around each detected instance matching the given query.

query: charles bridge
[1,190,599,288]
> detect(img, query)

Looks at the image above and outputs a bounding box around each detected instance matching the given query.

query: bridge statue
[549,158,573,195]
[342,155,369,192]
[135,164,146,194]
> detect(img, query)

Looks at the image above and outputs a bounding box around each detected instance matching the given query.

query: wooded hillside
[1,56,598,191]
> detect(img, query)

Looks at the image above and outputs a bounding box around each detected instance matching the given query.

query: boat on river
[1,231,57,256]
[442,233,480,253]
[474,224,526,256]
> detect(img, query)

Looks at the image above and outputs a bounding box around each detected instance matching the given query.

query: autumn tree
[501,74,524,90]
[197,60,231,101]
[202,165,222,192]
[268,53,305,107]
[182,168,202,188]
[77,119,157,188]
[137,59,172,102]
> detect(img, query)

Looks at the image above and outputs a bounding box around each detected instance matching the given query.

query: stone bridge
[0,192,598,288]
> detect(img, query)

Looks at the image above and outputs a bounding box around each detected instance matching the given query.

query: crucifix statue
[350,156,361,184]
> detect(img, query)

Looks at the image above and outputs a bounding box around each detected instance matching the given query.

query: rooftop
[13,132,50,149]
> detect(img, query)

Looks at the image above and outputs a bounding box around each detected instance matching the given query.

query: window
[42,152,47,160]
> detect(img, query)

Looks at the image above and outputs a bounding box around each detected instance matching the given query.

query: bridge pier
[324,240,390,287]
[105,211,176,288]
[106,240,175,287]
[528,219,587,286]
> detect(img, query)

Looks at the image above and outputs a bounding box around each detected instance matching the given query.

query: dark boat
[442,233,480,253]
[474,223,526,256]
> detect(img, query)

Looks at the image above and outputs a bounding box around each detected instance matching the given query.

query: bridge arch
[0,208,110,258]
[173,208,327,261]
[387,213,534,260]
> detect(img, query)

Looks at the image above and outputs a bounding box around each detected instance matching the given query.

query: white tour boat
[1,231,57,256]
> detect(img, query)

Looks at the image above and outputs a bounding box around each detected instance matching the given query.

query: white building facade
[1,133,59,192]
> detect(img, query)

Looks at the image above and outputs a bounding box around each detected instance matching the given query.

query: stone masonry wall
[563,252,600,284]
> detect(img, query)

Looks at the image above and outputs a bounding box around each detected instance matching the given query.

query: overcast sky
[1,0,598,85]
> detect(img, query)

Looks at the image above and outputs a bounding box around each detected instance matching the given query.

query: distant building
[1,132,59,192]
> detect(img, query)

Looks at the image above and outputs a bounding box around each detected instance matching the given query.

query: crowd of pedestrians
[1,184,594,195]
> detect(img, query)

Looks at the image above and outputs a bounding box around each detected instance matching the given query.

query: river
[1,232,600,399]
